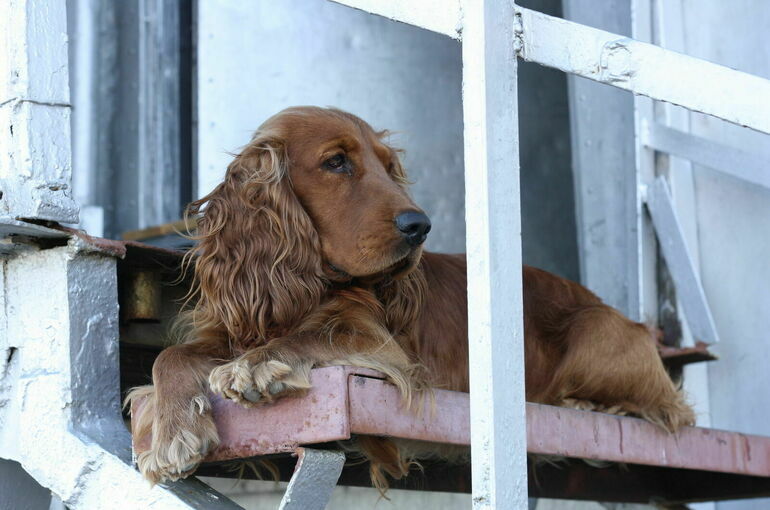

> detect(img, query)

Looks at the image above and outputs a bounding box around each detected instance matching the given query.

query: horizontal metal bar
[330,0,460,39]
[131,366,770,477]
[516,8,770,135]
[348,375,470,445]
[646,124,770,190]
[526,402,768,476]
[645,177,720,344]
[328,4,770,133]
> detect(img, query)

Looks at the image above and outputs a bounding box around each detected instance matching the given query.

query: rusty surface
[55,225,187,265]
[123,270,163,321]
[348,374,470,446]
[133,366,374,460]
[131,365,770,479]
[526,402,770,476]
[278,448,346,510]
[659,340,718,368]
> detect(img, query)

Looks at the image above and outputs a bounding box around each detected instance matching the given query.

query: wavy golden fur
[128,106,694,490]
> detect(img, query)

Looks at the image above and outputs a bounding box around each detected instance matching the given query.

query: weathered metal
[123,270,163,322]
[645,177,720,344]
[645,123,770,191]
[348,375,470,446]
[658,341,718,369]
[278,448,346,510]
[329,2,770,135]
[133,366,366,459]
[461,1,529,508]
[131,366,770,479]
[516,8,770,135]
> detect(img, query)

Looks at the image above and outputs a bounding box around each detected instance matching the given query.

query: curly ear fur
[376,130,411,188]
[186,132,326,349]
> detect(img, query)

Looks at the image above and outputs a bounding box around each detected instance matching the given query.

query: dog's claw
[243,389,261,403]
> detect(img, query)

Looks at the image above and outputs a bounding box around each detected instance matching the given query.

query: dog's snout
[395,211,431,247]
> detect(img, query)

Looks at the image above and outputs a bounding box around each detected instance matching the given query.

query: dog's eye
[323,154,349,174]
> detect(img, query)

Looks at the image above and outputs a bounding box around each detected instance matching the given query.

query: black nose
[395,211,431,247]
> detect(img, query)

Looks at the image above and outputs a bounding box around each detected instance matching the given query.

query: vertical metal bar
[632,0,658,324]
[462,2,527,508]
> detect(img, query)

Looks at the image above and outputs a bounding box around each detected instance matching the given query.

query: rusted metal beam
[132,366,770,479]
[659,341,718,370]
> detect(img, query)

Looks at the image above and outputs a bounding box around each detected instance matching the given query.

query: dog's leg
[543,306,695,431]
[208,330,420,407]
[126,340,227,484]
[207,330,423,493]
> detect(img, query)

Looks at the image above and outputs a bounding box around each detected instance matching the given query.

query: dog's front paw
[137,395,218,484]
[208,356,311,407]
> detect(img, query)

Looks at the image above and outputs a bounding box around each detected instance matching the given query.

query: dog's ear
[187,135,325,344]
[378,131,410,187]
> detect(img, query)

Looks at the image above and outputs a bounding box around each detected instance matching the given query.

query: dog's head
[188,106,429,341]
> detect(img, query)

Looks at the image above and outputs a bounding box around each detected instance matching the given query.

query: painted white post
[462,2,528,508]
[0,0,79,224]
[630,0,659,325]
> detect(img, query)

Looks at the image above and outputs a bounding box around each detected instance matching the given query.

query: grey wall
[562,0,637,314]
[676,2,770,508]
[197,0,578,278]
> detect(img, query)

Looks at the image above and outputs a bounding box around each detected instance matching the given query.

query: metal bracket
[645,177,720,344]
[279,448,345,510]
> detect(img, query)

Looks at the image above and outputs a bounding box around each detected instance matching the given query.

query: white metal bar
[631,0,660,325]
[516,7,770,135]
[645,178,720,345]
[646,124,770,190]
[330,0,461,39]
[462,1,528,508]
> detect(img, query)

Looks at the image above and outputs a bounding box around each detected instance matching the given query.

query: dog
[128,106,694,488]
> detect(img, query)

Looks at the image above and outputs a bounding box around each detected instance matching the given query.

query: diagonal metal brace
[279,448,346,510]
[645,177,720,344]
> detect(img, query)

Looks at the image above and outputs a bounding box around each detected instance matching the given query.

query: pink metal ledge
[131,366,770,477]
